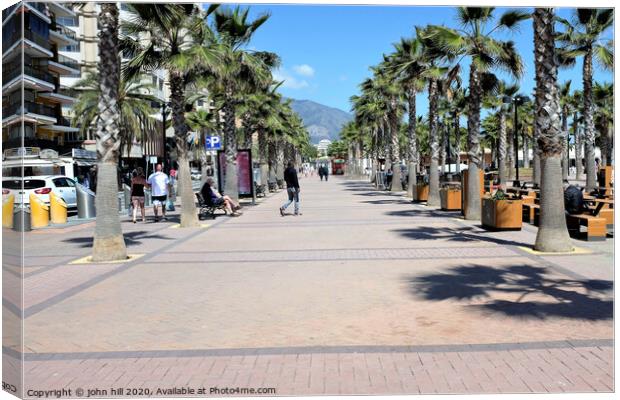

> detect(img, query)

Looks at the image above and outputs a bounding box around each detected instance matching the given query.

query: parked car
[2,175,78,208]
[190,169,202,180]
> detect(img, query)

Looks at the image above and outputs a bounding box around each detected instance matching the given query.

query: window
[53,178,70,188]
[120,4,131,11]
[158,79,163,91]
[57,16,77,27]
[60,42,80,52]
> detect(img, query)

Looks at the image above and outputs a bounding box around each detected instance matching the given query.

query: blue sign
[205,136,222,150]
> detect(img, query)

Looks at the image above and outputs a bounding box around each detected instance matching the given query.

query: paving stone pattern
[2,176,614,397]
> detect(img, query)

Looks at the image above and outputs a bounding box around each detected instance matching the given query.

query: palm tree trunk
[428,79,440,206]
[439,121,447,176]
[268,139,277,184]
[574,115,583,179]
[533,7,572,252]
[465,67,482,219]
[533,141,541,185]
[454,113,461,174]
[92,4,127,262]
[522,133,530,168]
[561,107,569,180]
[276,140,284,184]
[498,109,507,186]
[407,87,418,199]
[507,129,514,179]
[258,130,269,187]
[582,49,596,190]
[169,72,200,227]
[389,103,402,192]
[222,95,239,201]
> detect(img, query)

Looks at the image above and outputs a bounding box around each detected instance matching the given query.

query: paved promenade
[3,175,614,396]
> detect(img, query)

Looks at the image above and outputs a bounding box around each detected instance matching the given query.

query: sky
[206,4,614,116]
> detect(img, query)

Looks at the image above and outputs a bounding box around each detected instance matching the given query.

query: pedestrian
[386,168,393,190]
[279,161,301,216]
[147,163,169,222]
[318,166,324,181]
[323,165,329,181]
[167,166,177,211]
[201,178,242,217]
[131,167,147,223]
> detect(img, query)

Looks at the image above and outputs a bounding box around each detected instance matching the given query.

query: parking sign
[205,136,222,150]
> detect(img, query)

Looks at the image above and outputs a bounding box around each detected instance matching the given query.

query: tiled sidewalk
[3,176,614,397]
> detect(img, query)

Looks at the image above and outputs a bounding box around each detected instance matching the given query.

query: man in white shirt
[147,164,170,222]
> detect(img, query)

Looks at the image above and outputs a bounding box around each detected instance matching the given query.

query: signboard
[149,156,158,164]
[217,149,254,198]
[205,136,222,150]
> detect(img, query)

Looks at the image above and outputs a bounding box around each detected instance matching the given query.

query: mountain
[288,99,352,144]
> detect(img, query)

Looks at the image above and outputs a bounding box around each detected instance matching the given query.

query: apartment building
[2,1,81,154]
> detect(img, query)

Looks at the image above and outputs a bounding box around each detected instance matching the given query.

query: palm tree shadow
[392,225,532,247]
[62,231,173,248]
[407,264,613,320]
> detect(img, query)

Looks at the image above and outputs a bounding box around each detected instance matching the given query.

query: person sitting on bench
[201,178,242,217]
[564,181,588,215]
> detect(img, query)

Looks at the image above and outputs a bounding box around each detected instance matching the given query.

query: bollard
[29,193,50,228]
[76,184,96,219]
[13,206,31,232]
[3,193,15,228]
[50,192,68,224]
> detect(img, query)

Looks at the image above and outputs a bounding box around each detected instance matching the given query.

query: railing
[3,101,57,119]
[2,65,56,86]
[4,30,52,53]
[55,54,80,71]
[57,86,78,98]
[50,21,78,41]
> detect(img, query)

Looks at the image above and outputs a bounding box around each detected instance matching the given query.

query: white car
[2,175,78,208]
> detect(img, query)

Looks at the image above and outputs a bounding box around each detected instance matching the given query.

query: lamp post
[502,94,530,187]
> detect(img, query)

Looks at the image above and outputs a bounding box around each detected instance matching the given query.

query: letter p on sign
[205,136,221,150]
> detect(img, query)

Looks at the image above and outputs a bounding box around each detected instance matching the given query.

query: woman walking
[131,167,148,223]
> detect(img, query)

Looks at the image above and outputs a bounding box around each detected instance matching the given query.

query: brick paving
[2,176,614,397]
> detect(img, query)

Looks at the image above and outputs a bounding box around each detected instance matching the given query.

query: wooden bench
[566,214,607,241]
[522,203,540,225]
[196,193,227,219]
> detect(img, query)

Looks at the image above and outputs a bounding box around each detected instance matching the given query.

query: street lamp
[502,94,530,187]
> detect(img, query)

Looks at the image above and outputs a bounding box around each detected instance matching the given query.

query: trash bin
[29,193,49,228]
[3,193,15,228]
[50,192,68,224]
[76,184,96,219]
[13,206,31,232]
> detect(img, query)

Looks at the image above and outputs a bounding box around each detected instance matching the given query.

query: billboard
[217,149,254,197]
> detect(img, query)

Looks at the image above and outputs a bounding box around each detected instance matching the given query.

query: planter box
[440,188,462,210]
[481,197,523,230]
[416,184,429,202]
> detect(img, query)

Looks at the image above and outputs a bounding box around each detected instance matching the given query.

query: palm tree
[558,81,572,180]
[122,3,208,228]
[199,6,272,201]
[389,37,427,199]
[593,82,613,167]
[568,90,584,179]
[483,81,519,186]
[72,72,159,159]
[557,9,613,190]
[91,3,127,262]
[533,8,572,252]
[424,7,528,219]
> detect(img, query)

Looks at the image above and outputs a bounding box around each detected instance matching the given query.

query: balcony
[48,2,77,18]
[3,30,53,61]
[2,65,56,93]
[2,3,51,27]
[48,54,80,76]
[2,101,58,126]
[49,22,79,47]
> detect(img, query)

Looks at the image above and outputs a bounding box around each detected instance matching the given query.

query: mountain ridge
[288,98,352,144]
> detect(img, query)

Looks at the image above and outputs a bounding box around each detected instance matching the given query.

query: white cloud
[273,69,309,90]
[292,64,315,77]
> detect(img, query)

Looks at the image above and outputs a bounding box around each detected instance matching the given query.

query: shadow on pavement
[362,199,415,205]
[392,226,532,247]
[62,230,173,248]
[406,264,613,320]
[385,209,461,218]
